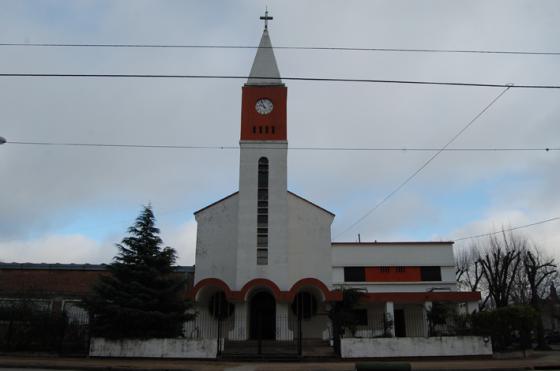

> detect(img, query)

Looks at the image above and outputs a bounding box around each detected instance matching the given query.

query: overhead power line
[454,217,560,241]
[1,42,559,56]
[4,141,559,152]
[334,86,512,239]
[0,73,559,89]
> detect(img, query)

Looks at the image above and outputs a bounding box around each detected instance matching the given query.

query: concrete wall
[287,192,334,289]
[194,193,239,286]
[89,337,217,358]
[332,243,455,267]
[341,336,492,358]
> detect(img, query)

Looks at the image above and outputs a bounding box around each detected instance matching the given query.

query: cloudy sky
[1,0,559,265]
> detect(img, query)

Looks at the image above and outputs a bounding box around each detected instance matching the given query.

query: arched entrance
[249,291,276,340]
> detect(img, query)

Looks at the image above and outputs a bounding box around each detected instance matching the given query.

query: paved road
[1,351,560,371]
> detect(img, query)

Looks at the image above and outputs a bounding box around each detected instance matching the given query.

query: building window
[252,126,256,134]
[396,266,406,273]
[344,267,365,282]
[257,157,269,265]
[257,248,268,265]
[208,292,234,319]
[379,266,390,273]
[420,266,442,281]
[291,292,318,319]
[271,126,275,134]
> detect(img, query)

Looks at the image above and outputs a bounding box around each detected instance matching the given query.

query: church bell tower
[236,12,290,290]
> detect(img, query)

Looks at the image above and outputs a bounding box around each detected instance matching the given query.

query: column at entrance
[423,301,432,337]
[385,301,395,337]
[276,302,293,340]
[228,302,248,340]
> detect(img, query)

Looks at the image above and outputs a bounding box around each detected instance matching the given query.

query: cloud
[164,219,197,266]
[0,1,558,263]
[0,234,114,264]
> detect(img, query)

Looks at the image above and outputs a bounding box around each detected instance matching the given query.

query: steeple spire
[247,10,282,86]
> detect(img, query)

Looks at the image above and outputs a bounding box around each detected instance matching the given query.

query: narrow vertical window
[257,157,269,265]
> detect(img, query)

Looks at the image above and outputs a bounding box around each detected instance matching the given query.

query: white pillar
[276,302,294,340]
[423,301,432,337]
[228,302,248,340]
[385,301,395,337]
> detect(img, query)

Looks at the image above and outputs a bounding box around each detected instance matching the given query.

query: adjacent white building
[189,18,484,358]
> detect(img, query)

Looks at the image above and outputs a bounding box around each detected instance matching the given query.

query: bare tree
[456,243,484,293]
[523,245,557,349]
[478,230,524,308]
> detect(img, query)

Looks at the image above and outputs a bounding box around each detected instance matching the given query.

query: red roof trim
[190,279,479,303]
[193,191,239,215]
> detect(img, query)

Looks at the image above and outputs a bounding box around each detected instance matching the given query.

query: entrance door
[394,309,406,337]
[249,291,276,340]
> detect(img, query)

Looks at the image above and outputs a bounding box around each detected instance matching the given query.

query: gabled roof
[247,29,283,86]
[193,191,239,215]
[288,191,335,216]
[193,190,334,217]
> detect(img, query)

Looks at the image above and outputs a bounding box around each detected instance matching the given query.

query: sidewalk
[0,351,559,371]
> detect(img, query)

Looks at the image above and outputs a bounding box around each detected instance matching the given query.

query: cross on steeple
[260,8,273,30]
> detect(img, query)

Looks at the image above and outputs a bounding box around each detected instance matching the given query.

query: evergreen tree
[83,205,194,339]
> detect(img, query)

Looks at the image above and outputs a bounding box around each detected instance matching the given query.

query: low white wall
[341,336,492,358]
[89,337,217,358]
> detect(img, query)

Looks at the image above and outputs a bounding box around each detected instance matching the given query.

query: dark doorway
[249,291,276,340]
[394,309,406,337]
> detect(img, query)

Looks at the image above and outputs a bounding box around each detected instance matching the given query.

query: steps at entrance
[220,339,336,360]
[301,339,336,358]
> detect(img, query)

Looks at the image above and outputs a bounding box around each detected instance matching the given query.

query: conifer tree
[83,205,193,339]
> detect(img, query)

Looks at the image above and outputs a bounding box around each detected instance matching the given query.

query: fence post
[217,317,222,356]
[257,314,262,355]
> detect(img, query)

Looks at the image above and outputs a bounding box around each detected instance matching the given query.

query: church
[0,14,491,360]
[188,14,485,358]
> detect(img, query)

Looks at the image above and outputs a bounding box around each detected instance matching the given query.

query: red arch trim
[239,278,284,301]
[189,277,343,302]
[189,278,233,301]
[287,278,341,302]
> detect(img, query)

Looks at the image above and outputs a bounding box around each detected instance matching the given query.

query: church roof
[193,191,334,216]
[287,191,335,216]
[194,191,238,215]
[246,29,283,86]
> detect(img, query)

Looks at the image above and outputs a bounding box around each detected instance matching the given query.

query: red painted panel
[365,266,422,282]
[240,85,287,141]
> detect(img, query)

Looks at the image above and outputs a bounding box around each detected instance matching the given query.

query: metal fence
[184,311,303,356]
[0,299,91,355]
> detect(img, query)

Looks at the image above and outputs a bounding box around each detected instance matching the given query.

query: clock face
[255,98,274,115]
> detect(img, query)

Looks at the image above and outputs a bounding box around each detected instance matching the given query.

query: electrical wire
[0,73,559,89]
[1,42,559,56]
[334,86,512,239]
[4,141,559,152]
[454,217,560,241]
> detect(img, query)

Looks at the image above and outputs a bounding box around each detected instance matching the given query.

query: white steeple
[247,14,283,86]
